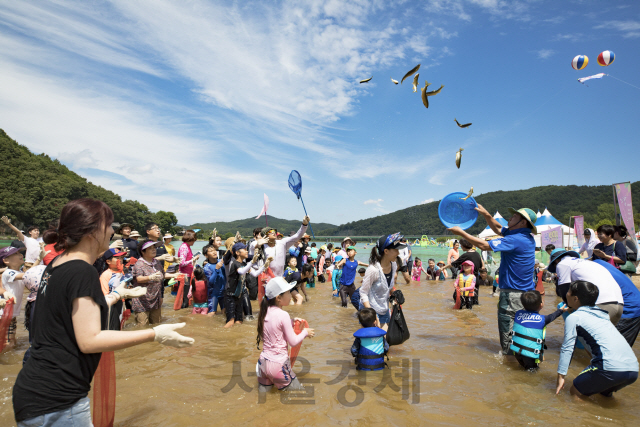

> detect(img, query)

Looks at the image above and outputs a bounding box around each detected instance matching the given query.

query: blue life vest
[509,309,545,360]
[353,327,387,370]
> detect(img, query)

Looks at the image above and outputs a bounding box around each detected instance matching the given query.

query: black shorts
[514,353,539,370]
[225,294,243,323]
[398,264,407,273]
[573,366,638,396]
[616,316,640,347]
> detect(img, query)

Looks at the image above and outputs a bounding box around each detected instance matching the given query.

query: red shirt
[43,244,63,265]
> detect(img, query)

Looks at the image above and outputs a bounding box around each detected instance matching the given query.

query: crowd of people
[1,198,639,424]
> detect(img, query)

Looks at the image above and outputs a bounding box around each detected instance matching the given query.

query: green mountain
[0,129,180,235]
[189,215,336,238]
[322,183,640,236]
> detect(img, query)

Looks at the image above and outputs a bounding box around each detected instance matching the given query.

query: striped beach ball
[572,55,589,70]
[597,50,615,66]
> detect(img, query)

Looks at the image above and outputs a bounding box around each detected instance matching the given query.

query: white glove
[148,271,163,281]
[38,243,50,261]
[3,291,16,303]
[154,254,172,262]
[153,323,195,348]
[255,238,268,246]
[114,283,147,299]
[233,231,242,243]
[0,299,5,308]
[302,215,310,226]
[109,240,124,249]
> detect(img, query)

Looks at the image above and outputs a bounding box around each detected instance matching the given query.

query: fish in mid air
[391,77,399,84]
[455,148,464,169]
[412,74,419,92]
[401,64,420,84]
[426,84,444,96]
[455,118,472,128]
[421,81,431,108]
[360,77,373,83]
[460,187,474,200]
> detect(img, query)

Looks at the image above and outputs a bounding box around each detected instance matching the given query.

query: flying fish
[460,187,474,200]
[391,77,399,85]
[455,148,464,169]
[360,77,373,84]
[400,64,421,84]
[412,74,420,93]
[454,118,472,128]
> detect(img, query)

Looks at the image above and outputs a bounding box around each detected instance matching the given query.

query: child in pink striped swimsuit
[256,277,315,392]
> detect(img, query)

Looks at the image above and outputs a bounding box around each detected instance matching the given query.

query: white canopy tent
[478,211,508,239]
[533,208,575,248]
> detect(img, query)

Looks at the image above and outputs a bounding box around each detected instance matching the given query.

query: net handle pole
[299,196,315,238]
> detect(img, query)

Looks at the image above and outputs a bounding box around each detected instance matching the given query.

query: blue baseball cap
[334,255,343,263]
[232,242,247,255]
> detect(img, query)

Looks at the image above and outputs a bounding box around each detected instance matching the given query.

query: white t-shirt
[398,247,410,266]
[2,269,25,317]
[556,257,624,305]
[23,236,40,264]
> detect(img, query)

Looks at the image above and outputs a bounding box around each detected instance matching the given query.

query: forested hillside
[189,215,336,238]
[0,129,180,235]
[322,183,640,236]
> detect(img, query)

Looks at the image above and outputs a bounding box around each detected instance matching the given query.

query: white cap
[265,276,297,300]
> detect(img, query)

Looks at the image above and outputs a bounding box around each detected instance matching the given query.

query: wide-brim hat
[302,233,311,239]
[163,233,173,240]
[507,207,538,234]
[130,230,141,238]
[547,249,580,273]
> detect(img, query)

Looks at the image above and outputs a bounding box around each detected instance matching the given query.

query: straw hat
[163,233,173,240]
[130,230,141,238]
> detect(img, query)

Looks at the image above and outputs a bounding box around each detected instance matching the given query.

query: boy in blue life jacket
[351,308,389,371]
[510,290,565,370]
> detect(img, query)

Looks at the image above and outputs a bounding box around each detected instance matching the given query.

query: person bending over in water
[510,290,564,370]
[556,281,638,397]
[256,277,315,393]
[351,308,388,371]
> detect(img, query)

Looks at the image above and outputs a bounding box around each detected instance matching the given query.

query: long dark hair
[369,246,383,265]
[190,265,205,295]
[256,296,278,349]
[51,199,114,252]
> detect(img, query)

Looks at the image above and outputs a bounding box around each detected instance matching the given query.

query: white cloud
[421,198,435,204]
[364,199,384,206]
[537,49,555,59]
[594,20,640,38]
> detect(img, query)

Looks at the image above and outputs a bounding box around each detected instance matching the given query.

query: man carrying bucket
[448,205,537,355]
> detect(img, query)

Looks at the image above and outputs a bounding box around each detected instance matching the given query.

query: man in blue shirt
[449,205,537,354]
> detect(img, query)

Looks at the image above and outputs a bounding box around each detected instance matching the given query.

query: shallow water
[2,273,640,427]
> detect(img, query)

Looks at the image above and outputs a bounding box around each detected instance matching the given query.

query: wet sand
[2,276,640,426]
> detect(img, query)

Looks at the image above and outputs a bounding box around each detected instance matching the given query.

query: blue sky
[1,1,639,226]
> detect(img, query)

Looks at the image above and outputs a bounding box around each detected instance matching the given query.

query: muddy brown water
[2,277,639,426]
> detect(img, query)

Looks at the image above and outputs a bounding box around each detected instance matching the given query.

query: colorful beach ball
[597,50,615,66]
[572,55,589,70]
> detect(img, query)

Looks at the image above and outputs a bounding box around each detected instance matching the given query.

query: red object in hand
[173,275,185,310]
[289,319,309,367]
[258,268,275,301]
[92,351,116,427]
[0,300,15,353]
